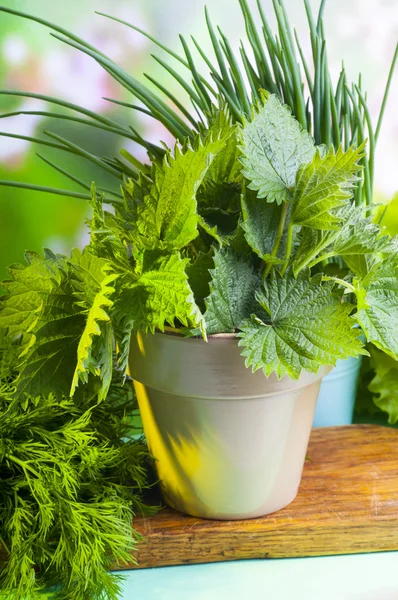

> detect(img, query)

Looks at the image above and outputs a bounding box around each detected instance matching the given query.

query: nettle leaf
[186,250,214,312]
[15,268,85,402]
[241,186,288,262]
[70,270,117,401]
[133,134,225,251]
[240,93,315,204]
[368,347,398,424]
[203,107,241,184]
[13,250,116,402]
[0,251,63,341]
[333,207,389,255]
[204,248,259,334]
[355,258,398,359]
[292,144,365,229]
[116,251,204,334]
[88,185,131,271]
[292,228,324,276]
[238,271,364,379]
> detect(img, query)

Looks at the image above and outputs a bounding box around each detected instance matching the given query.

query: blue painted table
[118,552,398,599]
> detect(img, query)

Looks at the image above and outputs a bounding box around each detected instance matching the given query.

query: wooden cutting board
[123,425,398,569]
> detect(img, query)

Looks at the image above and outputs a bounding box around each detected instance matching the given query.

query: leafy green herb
[203,248,259,335]
[238,271,364,379]
[240,93,315,204]
[0,327,152,600]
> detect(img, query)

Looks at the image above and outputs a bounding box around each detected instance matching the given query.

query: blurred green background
[0,0,397,283]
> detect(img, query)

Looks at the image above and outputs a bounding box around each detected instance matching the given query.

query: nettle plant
[99,92,397,381]
[5,93,398,399]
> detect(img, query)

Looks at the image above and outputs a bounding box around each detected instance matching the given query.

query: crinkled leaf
[186,250,214,312]
[88,184,131,271]
[240,93,315,204]
[0,251,63,342]
[238,271,365,379]
[333,205,392,256]
[241,186,289,261]
[292,228,325,276]
[204,248,259,334]
[292,144,365,229]
[355,258,398,359]
[132,134,226,251]
[202,107,242,184]
[11,250,116,402]
[71,271,117,401]
[116,251,204,334]
[15,268,85,402]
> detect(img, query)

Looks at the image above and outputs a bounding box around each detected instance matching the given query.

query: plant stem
[322,276,355,293]
[307,251,337,270]
[280,222,294,276]
[263,202,288,279]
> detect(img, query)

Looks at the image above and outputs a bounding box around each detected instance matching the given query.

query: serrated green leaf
[292,228,324,276]
[88,184,131,271]
[0,252,63,342]
[241,186,289,261]
[292,144,365,230]
[204,248,259,334]
[355,258,398,359]
[116,251,204,334]
[202,106,242,184]
[240,93,315,204]
[14,268,85,401]
[368,346,398,424]
[238,271,365,379]
[71,270,117,400]
[333,205,391,256]
[186,250,214,312]
[133,134,226,251]
[8,249,117,402]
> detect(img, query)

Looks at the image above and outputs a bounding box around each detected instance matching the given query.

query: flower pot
[312,354,363,427]
[129,332,330,520]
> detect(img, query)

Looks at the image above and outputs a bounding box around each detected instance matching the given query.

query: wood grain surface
[121,425,398,569]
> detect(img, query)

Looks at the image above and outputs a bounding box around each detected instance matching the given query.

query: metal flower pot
[129,332,330,520]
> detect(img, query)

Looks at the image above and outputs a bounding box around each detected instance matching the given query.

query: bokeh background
[0,0,397,283]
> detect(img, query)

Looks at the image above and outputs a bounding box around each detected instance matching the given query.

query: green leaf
[240,93,315,204]
[333,206,390,256]
[88,184,131,271]
[14,267,85,402]
[355,258,398,359]
[368,346,398,424]
[133,135,225,251]
[71,270,117,401]
[292,228,324,276]
[202,106,242,184]
[241,186,289,261]
[204,248,259,334]
[292,144,365,229]
[238,271,365,379]
[186,250,214,312]
[0,251,63,342]
[10,250,116,402]
[117,251,204,334]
